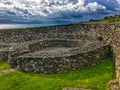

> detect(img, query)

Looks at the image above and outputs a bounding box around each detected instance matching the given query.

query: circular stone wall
[8,39,109,74]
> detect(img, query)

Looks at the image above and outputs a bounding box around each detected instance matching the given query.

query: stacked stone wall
[0,23,120,89]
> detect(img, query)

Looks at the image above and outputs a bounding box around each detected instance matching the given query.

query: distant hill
[84,14,120,23]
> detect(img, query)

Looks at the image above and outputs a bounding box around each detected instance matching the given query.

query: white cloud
[0,0,106,19]
[0,0,120,24]
[116,0,120,5]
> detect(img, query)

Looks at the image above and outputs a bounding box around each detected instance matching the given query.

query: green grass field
[0,61,10,71]
[0,59,115,90]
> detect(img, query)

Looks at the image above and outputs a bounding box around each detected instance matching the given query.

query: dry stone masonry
[0,23,120,90]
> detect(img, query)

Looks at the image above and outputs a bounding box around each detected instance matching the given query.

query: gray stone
[0,23,119,89]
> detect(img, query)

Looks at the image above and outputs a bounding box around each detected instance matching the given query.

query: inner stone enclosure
[9,39,109,74]
[0,23,120,89]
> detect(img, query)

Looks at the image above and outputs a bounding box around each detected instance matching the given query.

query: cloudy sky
[0,0,120,24]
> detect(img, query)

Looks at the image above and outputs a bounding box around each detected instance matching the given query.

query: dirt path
[0,69,15,76]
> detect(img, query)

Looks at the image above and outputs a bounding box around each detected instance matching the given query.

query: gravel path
[0,69,15,76]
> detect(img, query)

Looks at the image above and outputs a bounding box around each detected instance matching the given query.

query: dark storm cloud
[0,0,119,24]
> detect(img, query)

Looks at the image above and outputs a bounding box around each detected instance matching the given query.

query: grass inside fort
[0,61,9,71]
[0,59,115,90]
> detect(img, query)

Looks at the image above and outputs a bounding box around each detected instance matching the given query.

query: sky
[0,0,120,24]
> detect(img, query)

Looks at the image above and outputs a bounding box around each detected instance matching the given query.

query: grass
[0,61,10,71]
[0,59,115,90]
[82,14,120,23]
[93,18,120,23]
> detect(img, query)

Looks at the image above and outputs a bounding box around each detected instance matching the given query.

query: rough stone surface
[0,23,120,89]
[9,45,108,74]
[108,79,120,90]
[0,43,15,61]
[8,39,109,74]
[0,48,8,61]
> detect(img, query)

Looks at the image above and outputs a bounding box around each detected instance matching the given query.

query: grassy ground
[0,61,10,71]
[0,59,115,90]
[83,14,120,23]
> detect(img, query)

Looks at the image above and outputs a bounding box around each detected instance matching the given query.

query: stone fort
[0,23,120,90]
